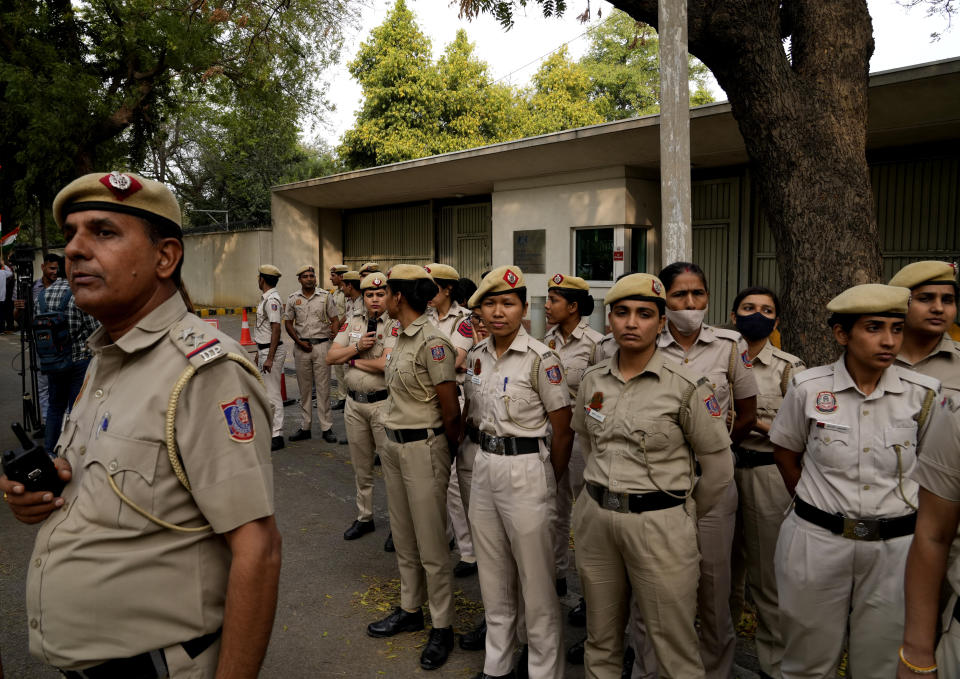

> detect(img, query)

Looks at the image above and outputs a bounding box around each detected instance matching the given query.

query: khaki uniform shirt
[427,301,474,354]
[658,324,759,419]
[343,295,357,325]
[741,341,806,453]
[573,350,732,494]
[26,294,274,669]
[331,287,346,317]
[253,287,283,344]
[463,327,570,456]
[597,333,617,362]
[283,288,338,339]
[913,395,960,594]
[334,308,399,394]
[383,314,457,430]
[895,334,960,397]
[544,318,606,399]
[769,357,940,519]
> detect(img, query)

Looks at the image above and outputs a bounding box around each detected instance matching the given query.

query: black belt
[465,424,480,444]
[794,497,916,541]
[349,389,389,404]
[62,627,221,679]
[478,430,540,455]
[586,482,686,514]
[733,446,776,468]
[303,338,328,345]
[256,342,283,350]
[385,427,444,444]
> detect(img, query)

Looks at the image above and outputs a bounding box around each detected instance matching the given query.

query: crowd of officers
[3,172,960,679]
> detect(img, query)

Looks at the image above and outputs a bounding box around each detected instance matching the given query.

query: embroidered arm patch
[430,345,447,361]
[457,320,473,338]
[221,396,255,441]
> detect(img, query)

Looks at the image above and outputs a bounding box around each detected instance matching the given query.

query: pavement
[0,315,763,678]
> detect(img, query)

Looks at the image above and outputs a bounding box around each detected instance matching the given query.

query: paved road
[0,316,761,678]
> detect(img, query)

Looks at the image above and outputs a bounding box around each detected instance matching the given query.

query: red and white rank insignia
[221,396,255,442]
[99,171,143,201]
[457,320,473,338]
[815,391,838,413]
[552,273,564,285]
[503,269,519,288]
[652,279,663,295]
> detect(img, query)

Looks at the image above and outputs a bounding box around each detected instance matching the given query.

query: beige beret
[359,262,380,276]
[604,273,666,306]
[53,171,182,238]
[467,265,526,308]
[296,264,315,276]
[259,264,282,278]
[361,272,388,290]
[342,270,362,282]
[424,263,459,281]
[827,284,910,316]
[387,264,432,282]
[548,273,589,292]
[889,260,957,289]
[330,265,349,274]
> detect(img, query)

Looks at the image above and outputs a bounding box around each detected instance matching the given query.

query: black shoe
[621,645,635,679]
[459,619,486,651]
[367,607,424,638]
[568,597,586,626]
[374,454,381,466]
[420,626,454,670]
[555,576,567,597]
[516,644,528,679]
[384,532,395,552]
[454,560,478,577]
[271,436,285,451]
[322,429,337,443]
[288,429,311,441]
[566,637,585,665]
[332,399,346,411]
[471,673,515,679]
[344,520,375,540]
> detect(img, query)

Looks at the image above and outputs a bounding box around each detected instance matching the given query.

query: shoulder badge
[339,322,348,333]
[548,339,556,350]
[589,391,603,410]
[815,391,838,413]
[545,364,563,385]
[220,396,255,442]
[704,393,721,417]
[391,324,399,337]
[740,350,753,368]
[430,345,447,361]
[457,319,473,338]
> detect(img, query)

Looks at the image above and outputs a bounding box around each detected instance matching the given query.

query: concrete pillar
[659,0,692,265]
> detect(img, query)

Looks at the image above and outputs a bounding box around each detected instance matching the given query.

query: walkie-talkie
[366,318,378,335]
[2,424,66,496]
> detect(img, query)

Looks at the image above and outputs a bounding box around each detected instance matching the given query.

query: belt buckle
[603,490,628,513]
[357,393,369,403]
[490,435,504,454]
[842,517,879,540]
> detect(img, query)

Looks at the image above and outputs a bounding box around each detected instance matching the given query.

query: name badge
[466,369,474,377]
[350,332,362,339]
[815,421,850,432]
[471,375,482,386]
[586,407,605,423]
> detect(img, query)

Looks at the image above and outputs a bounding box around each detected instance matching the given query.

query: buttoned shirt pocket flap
[808,423,853,470]
[54,418,80,458]
[756,394,783,417]
[83,432,160,530]
[883,425,918,451]
[631,419,684,462]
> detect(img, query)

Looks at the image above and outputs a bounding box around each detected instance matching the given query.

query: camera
[2,423,65,496]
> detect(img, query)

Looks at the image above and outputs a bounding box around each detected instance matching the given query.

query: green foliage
[522,47,603,135]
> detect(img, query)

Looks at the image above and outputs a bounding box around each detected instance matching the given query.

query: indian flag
[1,225,19,247]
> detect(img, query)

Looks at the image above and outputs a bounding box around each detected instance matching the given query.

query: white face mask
[666,307,707,335]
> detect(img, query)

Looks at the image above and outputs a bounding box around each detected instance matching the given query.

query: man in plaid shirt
[41,277,99,452]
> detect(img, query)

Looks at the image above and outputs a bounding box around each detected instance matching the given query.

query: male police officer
[331,264,350,409]
[0,171,281,678]
[254,264,287,451]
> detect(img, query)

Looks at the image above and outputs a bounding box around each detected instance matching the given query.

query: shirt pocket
[80,432,160,531]
[877,424,919,476]
[630,419,685,465]
[502,382,548,432]
[806,423,855,471]
[756,394,783,425]
[707,370,730,414]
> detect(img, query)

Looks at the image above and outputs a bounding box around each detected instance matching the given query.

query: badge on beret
[503,269,519,288]
[652,279,662,295]
[546,365,563,384]
[548,339,556,350]
[221,396,255,442]
[815,391,838,413]
[589,392,603,410]
[740,350,753,368]
[98,171,143,201]
[704,394,721,417]
[373,277,383,286]
[430,345,446,361]
[552,273,564,285]
[457,320,473,338]
[424,266,431,273]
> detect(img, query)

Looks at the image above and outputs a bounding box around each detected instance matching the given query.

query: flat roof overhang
[275,58,960,210]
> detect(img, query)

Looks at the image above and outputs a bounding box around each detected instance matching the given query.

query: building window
[575,228,614,281]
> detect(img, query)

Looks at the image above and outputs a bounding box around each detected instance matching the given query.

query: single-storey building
[184,57,960,333]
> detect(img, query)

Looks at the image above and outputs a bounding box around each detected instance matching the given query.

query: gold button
[904,441,911,446]
[108,460,119,472]
[863,485,870,490]
[30,619,38,629]
[863,447,870,452]
[79,446,86,455]
[684,359,689,364]
[863,409,869,415]
[94,389,104,398]
[825,436,831,442]
[34,558,41,568]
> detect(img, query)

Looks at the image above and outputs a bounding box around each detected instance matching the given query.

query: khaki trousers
[775,511,910,679]
[448,456,476,562]
[344,397,388,522]
[575,491,704,679]
[334,363,348,401]
[380,434,454,628]
[257,345,287,437]
[293,341,333,432]
[938,594,960,677]
[735,463,791,678]
[470,449,562,679]
[554,433,585,577]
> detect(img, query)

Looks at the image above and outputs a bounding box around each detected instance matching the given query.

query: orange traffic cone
[240,308,255,346]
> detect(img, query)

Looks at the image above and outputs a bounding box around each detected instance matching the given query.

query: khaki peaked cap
[387,264,432,282]
[341,270,362,282]
[424,263,459,281]
[359,262,380,276]
[296,264,315,276]
[330,265,349,274]
[259,264,281,278]
[361,272,388,290]
[549,273,589,291]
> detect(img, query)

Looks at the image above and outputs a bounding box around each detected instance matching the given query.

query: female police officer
[573,273,733,679]
[365,264,461,672]
[770,284,941,678]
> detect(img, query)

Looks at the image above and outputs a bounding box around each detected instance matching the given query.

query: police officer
[366,264,461,672]
[543,272,604,596]
[770,284,940,679]
[890,260,960,396]
[0,171,281,678]
[900,393,960,678]
[425,263,478,577]
[359,261,380,278]
[254,263,287,451]
[327,271,398,540]
[284,264,340,444]
[728,286,805,679]
[465,265,573,679]
[341,270,362,320]
[573,273,733,679]
[330,264,350,410]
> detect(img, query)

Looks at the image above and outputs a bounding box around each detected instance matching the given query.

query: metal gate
[437,202,492,285]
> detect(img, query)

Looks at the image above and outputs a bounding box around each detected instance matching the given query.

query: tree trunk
[612,0,882,366]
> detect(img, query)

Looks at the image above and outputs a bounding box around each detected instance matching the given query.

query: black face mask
[735,312,777,341]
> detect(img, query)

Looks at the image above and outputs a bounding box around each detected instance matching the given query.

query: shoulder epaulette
[771,346,803,366]
[662,360,708,389]
[168,317,233,371]
[792,364,833,386]
[711,327,743,343]
[582,361,607,380]
[895,365,942,392]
